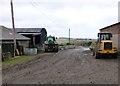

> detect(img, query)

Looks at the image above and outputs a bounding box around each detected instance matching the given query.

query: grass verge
[2,55,34,68]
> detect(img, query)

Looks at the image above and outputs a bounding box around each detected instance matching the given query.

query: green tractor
[44,36,58,52]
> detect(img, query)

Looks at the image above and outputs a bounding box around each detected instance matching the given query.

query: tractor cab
[98,32,112,43]
[93,32,118,59]
[47,36,55,44]
[47,37,54,44]
[44,35,58,52]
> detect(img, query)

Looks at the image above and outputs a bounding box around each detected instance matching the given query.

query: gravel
[2,46,118,84]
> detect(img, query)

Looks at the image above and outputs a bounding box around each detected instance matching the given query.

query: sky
[0,0,119,39]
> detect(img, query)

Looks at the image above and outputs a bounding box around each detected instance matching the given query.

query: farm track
[2,46,118,84]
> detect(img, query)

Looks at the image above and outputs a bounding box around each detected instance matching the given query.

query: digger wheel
[94,51,100,59]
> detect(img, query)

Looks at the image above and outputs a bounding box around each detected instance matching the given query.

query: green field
[56,38,96,46]
[56,39,69,45]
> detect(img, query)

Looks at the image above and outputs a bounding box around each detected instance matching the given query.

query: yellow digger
[93,32,118,59]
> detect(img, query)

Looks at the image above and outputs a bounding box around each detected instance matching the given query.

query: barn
[100,22,120,50]
[0,26,30,57]
[16,28,47,46]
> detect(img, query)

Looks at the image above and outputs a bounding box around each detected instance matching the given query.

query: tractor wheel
[45,47,48,52]
[54,47,58,52]
[92,50,95,56]
[114,53,118,58]
[94,52,100,59]
[56,48,58,52]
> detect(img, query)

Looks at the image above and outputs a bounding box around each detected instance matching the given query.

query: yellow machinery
[93,32,118,59]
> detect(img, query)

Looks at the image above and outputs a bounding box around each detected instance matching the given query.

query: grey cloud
[0,0,119,38]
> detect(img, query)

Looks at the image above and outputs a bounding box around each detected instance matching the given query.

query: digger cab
[93,32,118,59]
[98,32,112,43]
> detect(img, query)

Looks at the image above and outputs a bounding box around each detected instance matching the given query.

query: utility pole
[69,29,70,43]
[10,0,16,57]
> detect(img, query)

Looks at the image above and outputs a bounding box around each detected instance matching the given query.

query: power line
[28,1,68,29]
[29,1,57,25]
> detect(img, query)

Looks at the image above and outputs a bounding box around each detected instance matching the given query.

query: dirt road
[2,46,118,84]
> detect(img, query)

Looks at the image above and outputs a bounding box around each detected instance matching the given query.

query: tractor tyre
[114,53,118,58]
[45,48,48,52]
[54,47,58,52]
[94,52,100,59]
[92,50,95,56]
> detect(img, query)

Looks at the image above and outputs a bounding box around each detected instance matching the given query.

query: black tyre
[114,53,118,58]
[56,48,58,52]
[2,56,5,61]
[92,50,95,56]
[94,52,100,59]
[45,48,48,52]
[54,48,58,52]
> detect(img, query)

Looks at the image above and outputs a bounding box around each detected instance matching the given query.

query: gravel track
[2,46,118,84]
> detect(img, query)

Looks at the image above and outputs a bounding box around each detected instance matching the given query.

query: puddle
[83,48,90,51]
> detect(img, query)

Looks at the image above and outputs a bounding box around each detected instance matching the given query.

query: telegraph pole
[10,0,16,57]
[69,29,70,43]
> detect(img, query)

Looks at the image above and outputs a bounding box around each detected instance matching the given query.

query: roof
[0,26,30,41]
[100,22,120,31]
[19,33,41,35]
[15,28,46,33]
[98,32,112,34]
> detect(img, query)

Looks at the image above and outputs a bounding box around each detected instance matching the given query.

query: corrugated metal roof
[0,26,30,41]
[19,33,41,35]
[15,28,46,33]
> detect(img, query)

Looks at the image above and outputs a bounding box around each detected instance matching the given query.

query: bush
[90,41,96,47]
[2,52,12,61]
[66,43,71,45]
[34,44,43,53]
[66,43,74,45]
[59,44,64,46]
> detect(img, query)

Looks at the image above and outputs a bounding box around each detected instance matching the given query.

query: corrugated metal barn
[16,28,47,46]
[100,22,120,50]
[0,26,30,56]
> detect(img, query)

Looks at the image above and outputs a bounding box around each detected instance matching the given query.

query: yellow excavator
[93,32,118,59]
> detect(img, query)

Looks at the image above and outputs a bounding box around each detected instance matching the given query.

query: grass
[2,55,34,68]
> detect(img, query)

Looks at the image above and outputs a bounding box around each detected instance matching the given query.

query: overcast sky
[0,0,119,38]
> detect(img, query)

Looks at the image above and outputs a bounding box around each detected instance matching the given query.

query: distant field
[56,39,96,46]
[56,39,70,44]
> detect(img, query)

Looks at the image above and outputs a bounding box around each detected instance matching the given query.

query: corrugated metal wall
[2,43,14,56]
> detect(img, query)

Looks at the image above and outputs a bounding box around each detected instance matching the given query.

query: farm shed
[0,26,30,56]
[16,28,47,46]
[100,22,120,50]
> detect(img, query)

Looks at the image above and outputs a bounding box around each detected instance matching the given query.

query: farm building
[16,28,47,46]
[0,26,30,57]
[100,22,120,50]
